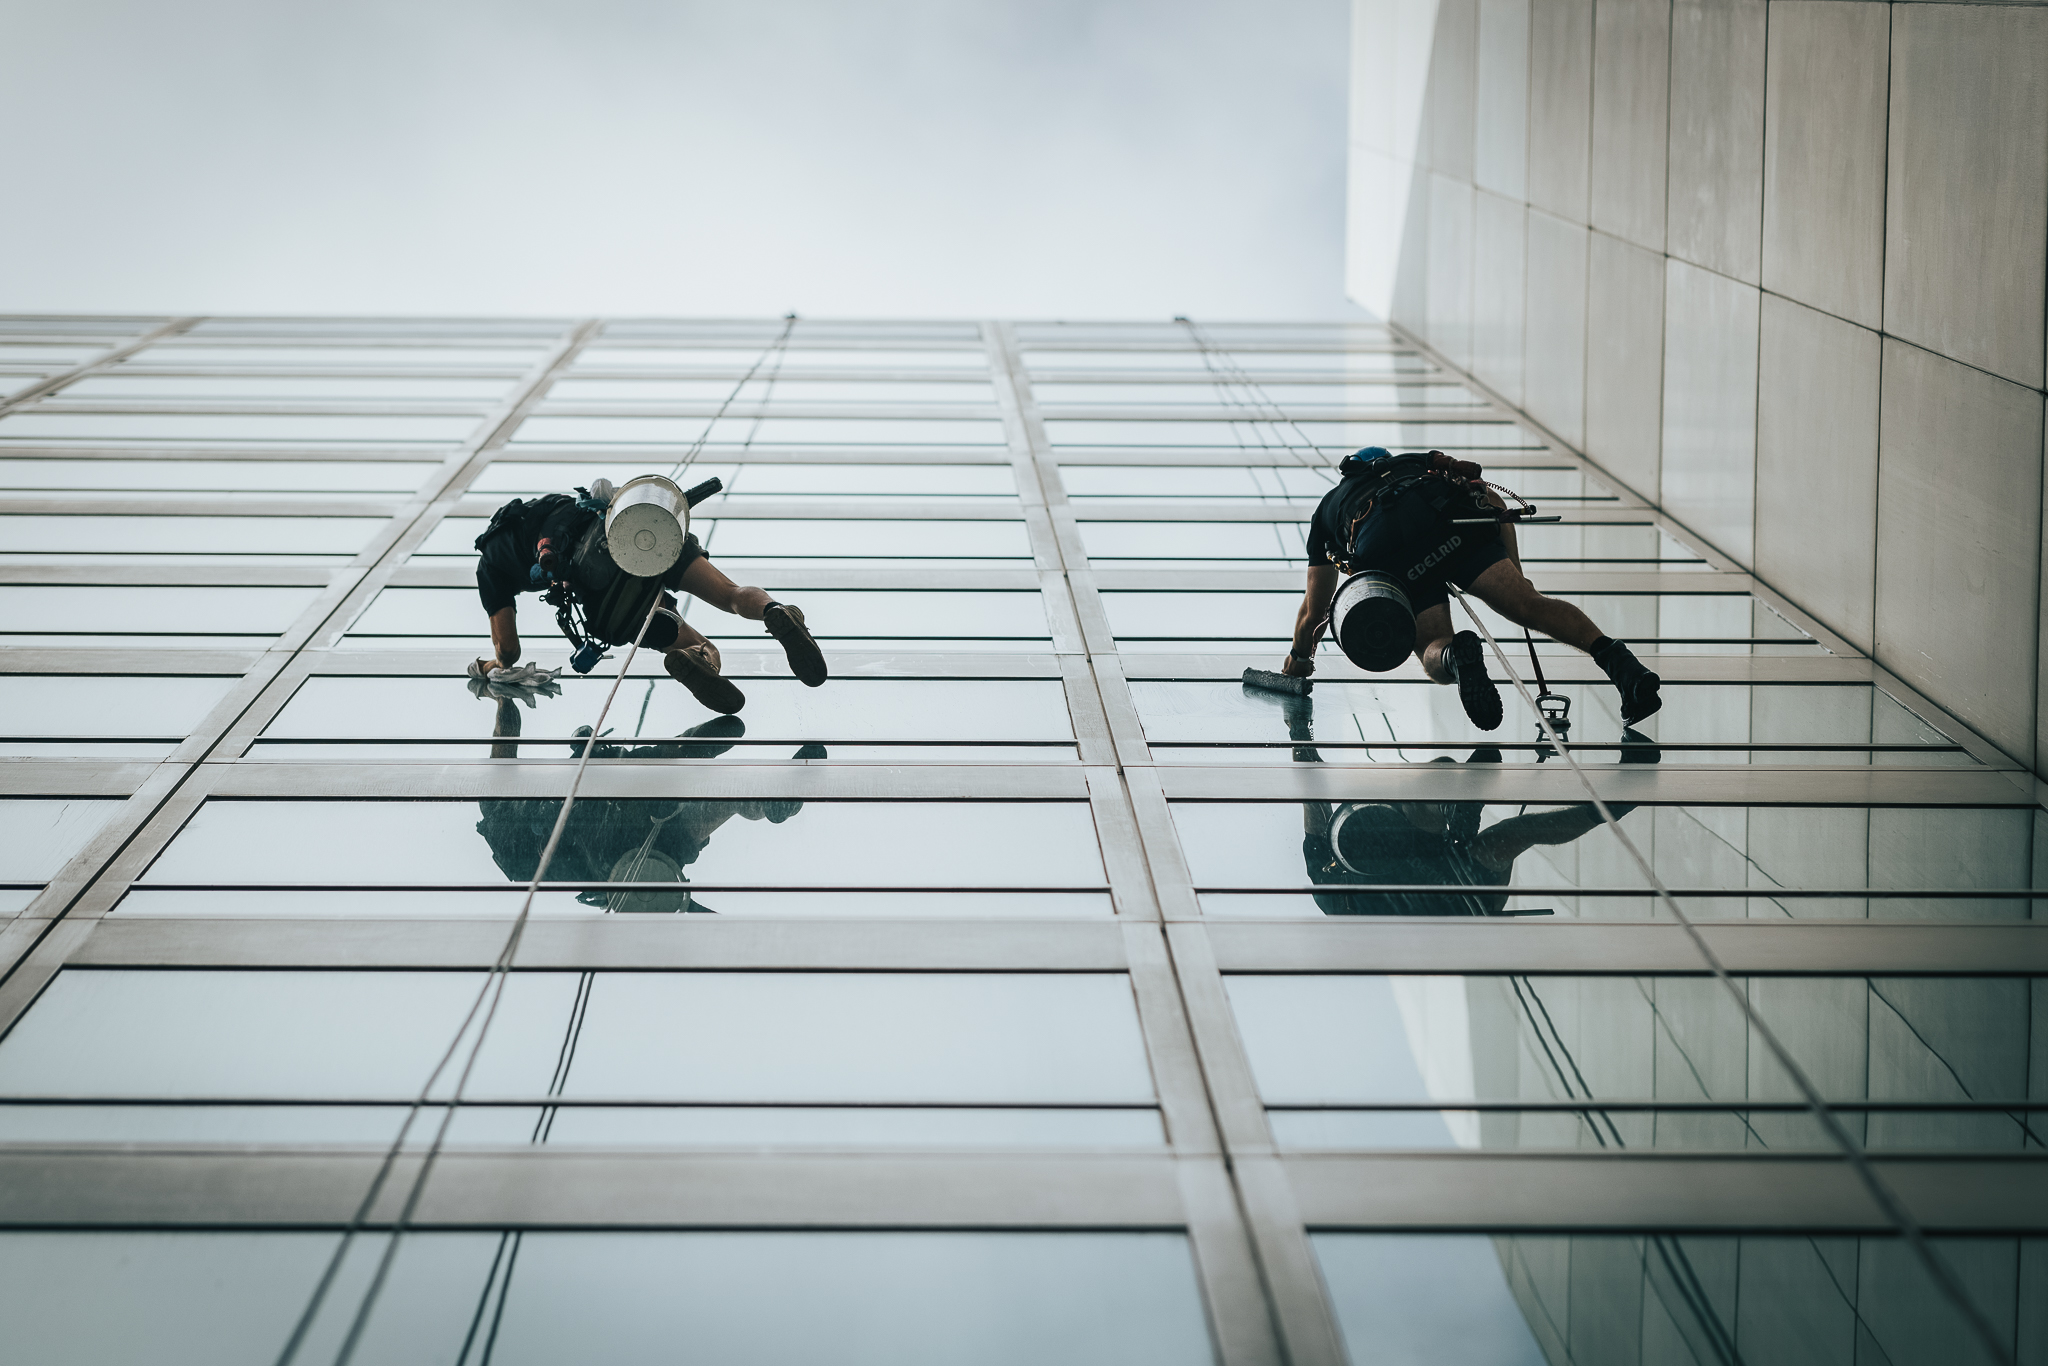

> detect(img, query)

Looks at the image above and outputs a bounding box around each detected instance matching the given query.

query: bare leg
[1413,603,1457,682]
[679,557,772,619]
[683,552,828,687]
[1460,557,1603,651]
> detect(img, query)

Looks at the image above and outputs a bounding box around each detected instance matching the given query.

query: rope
[1445,582,2017,1366]
[1175,316,1338,484]
[273,319,804,1366]
[665,313,797,485]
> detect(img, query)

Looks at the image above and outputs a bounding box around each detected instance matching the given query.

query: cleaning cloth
[466,659,564,705]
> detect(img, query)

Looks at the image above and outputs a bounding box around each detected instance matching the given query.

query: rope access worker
[472,478,828,716]
[1279,447,1661,731]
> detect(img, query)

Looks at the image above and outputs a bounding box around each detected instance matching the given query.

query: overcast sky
[2,0,1358,321]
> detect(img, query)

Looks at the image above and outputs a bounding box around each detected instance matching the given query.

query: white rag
[466,659,564,705]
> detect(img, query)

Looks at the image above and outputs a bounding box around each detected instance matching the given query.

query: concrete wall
[1348,0,2048,769]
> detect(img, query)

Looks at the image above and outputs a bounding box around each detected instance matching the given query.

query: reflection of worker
[1276,687,1655,915]
[476,711,824,913]
[1280,448,1660,731]
[472,480,827,716]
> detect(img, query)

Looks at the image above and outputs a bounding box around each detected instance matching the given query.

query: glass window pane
[0,798,123,879]
[511,416,1006,446]
[719,463,1017,497]
[60,375,513,401]
[1134,680,1972,765]
[1062,465,1344,499]
[115,888,1115,920]
[1043,419,1537,449]
[347,587,1050,644]
[267,676,1074,742]
[0,585,318,636]
[0,675,236,754]
[0,1230,1213,1366]
[134,344,543,367]
[1024,349,1435,374]
[1175,802,2039,920]
[574,346,991,370]
[1035,381,1485,406]
[1230,973,2048,1149]
[0,412,478,443]
[0,458,436,494]
[467,461,739,495]
[0,515,384,556]
[701,520,1030,558]
[549,377,996,402]
[1315,1232,2018,1366]
[1081,521,1310,560]
[1315,1234,1547,1365]
[143,800,1106,887]
[0,970,1151,1102]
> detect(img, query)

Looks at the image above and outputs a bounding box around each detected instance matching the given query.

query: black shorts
[1347,483,1508,613]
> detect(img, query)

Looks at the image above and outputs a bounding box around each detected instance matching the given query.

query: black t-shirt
[1305,478,1376,568]
[475,495,595,615]
[1304,451,1442,567]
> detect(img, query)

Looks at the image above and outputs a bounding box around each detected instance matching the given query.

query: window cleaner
[1276,448,1661,729]
[472,472,830,716]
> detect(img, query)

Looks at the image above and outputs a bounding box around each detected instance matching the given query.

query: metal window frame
[0,315,2040,1366]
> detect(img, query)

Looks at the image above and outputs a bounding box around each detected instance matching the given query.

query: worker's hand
[1281,653,1315,678]
[470,657,497,680]
[1448,458,1483,481]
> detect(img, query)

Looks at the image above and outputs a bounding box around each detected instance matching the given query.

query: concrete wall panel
[1524,209,1589,446]
[1426,0,1480,181]
[1875,339,2043,762]
[1884,5,2048,389]
[1427,174,1477,366]
[1527,0,1594,221]
[1584,231,1666,500]
[1660,259,1759,563]
[1666,0,1765,283]
[1587,0,1670,252]
[1475,0,1531,199]
[1755,294,1880,652]
[1472,189,1528,403]
[1760,1,1888,329]
[1352,0,1444,161]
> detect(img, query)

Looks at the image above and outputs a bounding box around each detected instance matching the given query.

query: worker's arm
[487,605,520,669]
[1283,565,1340,677]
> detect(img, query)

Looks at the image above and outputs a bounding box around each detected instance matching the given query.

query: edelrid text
[1406,535,1462,581]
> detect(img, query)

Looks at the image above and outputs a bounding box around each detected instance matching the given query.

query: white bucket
[605,474,690,578]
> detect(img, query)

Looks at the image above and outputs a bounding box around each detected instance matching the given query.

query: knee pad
[644,605,683,651]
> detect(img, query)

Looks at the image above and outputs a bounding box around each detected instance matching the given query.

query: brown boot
[664,644,745,715]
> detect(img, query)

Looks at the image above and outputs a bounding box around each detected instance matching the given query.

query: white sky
[2,0,1360,321]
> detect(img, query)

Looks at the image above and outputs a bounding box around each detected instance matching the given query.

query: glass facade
[0,315,2040,1364]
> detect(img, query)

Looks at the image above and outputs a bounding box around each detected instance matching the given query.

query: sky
[1,0,1360,321]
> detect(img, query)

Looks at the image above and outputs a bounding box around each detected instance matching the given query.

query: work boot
[763,602,828,687]
[665,644,746,715]
[1446,630,1503,732]
[1593,638,1661,725]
